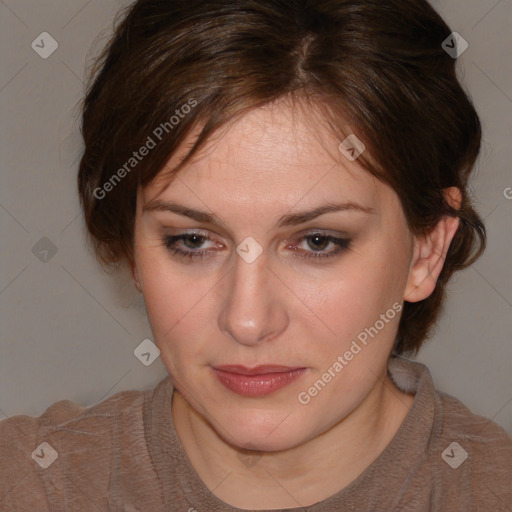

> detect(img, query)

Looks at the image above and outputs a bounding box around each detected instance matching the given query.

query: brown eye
[162,231,221,262]
[291,233,351,260]
[306,234,330,251]
[181,233,207,249]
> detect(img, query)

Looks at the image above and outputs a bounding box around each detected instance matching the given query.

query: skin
[131,98,460,509]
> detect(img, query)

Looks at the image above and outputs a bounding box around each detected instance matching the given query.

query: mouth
[212,365,308,397]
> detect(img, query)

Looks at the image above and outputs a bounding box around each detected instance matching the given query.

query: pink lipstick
[213,365,307,397]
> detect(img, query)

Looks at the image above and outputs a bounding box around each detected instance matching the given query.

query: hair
[78,0,486,356]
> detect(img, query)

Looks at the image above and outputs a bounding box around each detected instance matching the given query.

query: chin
[213,409,311,453]
[228,431,306,454]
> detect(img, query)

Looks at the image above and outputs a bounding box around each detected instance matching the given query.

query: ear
[404,187,461,303]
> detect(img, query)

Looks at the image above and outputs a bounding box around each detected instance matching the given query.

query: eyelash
[161,231,351,262]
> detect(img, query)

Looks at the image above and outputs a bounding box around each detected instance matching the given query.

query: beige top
[1,358,511,511]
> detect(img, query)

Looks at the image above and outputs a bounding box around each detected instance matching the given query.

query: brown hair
[78,0,486,356]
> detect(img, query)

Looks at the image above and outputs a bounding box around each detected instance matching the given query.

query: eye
[288,233,351,260]
[162,231,221,262]
[161,231,351,263]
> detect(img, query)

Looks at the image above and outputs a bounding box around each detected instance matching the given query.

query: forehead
[142,101,395,214]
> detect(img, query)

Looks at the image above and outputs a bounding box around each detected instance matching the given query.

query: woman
[1,0,511,510]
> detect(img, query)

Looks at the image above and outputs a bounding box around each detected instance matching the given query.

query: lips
[214,364,303,375]
[212,365,307,397]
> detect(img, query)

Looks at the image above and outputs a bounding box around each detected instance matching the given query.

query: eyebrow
[143,200,375,228]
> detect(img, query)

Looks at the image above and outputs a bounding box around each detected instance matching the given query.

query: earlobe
[404,188,461,303]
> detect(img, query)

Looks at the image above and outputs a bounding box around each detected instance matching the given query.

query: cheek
[301,242,408,361]
[135,248,224,376]
[311,257,395,324]
[136,247,201,339]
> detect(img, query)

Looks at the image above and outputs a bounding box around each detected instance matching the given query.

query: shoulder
[438,389,512,457]
[433,389,512,508]
[0,384,149,444]
[439,390,512,444]
[438,389,512,462]
[389,358,512,510]
[0,384,154,510]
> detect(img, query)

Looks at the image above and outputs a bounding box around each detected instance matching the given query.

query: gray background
[1,0,511,433]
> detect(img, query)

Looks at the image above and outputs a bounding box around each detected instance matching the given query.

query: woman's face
[132,101,416,451]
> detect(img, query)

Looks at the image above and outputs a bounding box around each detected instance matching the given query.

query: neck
[172,370,414,510]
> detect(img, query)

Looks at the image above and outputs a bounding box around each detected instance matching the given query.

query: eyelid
[162,228,352,263]
[167,230,223,249]
[164,228,350,246]
[284,227,351,242]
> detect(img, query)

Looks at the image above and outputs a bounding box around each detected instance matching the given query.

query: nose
[218,250,288,347]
